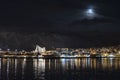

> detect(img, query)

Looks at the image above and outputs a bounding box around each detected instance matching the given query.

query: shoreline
[0,55,119,58]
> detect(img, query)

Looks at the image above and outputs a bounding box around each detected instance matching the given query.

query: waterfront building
[34,45,46,55]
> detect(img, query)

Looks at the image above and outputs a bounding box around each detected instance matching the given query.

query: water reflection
[21,58,26,79]
[0,58,120,80]
[0,58,1,80]
[33,59,45,80]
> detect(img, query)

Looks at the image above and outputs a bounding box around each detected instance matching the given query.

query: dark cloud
[0,0,120,49]
[0,0,120,32]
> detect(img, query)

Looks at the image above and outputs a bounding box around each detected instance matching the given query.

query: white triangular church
[34,45,46,54]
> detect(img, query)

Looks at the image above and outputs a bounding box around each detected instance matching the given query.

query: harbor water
[0,58,120,80]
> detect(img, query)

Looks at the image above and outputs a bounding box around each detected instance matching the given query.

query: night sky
[0,0,120,32]
[0,0,120,49]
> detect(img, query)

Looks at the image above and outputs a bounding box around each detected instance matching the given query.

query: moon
[87,9,94,14]
[85,8,95,18]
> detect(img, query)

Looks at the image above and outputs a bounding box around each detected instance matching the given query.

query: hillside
[0,31,120,51]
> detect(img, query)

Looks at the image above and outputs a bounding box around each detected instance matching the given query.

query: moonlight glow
[87,9,94,14]
[85,8,95,18]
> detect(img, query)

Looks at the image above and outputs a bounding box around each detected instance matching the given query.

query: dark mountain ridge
[0,17,120,51]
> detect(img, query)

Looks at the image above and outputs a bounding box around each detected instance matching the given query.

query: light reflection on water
[0,58,120,80]
[33,59,45,79]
